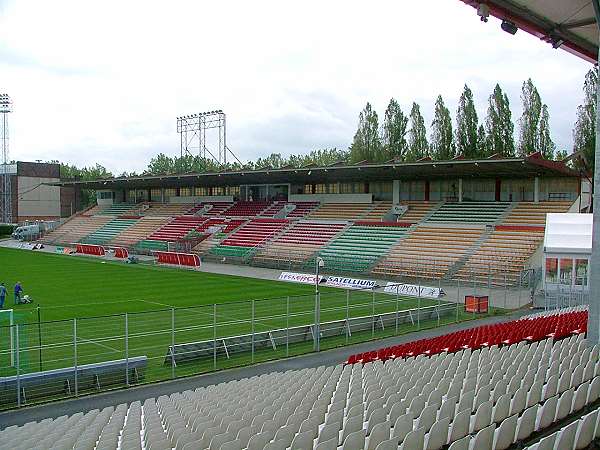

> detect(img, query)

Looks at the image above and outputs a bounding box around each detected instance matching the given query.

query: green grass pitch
[0,247,483,406]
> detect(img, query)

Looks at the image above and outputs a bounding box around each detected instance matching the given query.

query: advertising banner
[279,272,324,285]
[324,276,377,290]
[383,282,444,299]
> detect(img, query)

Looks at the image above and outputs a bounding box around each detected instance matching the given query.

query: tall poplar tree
[430,95,455,160]
[573,67,598,169]
[349,102,381,162]
[485,84,515,157]
[537,104,555,159]
[455,84,479,158]
[381,98,409,161]
[518,78,542,155]
[406,102,429,161]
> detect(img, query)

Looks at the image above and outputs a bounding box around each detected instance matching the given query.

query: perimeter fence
[0,283,500,410]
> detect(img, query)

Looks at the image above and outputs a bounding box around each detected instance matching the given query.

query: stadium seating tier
[253,220,348,266]
[210,218,290,259]
[314,223,411,273]
[427,202,510,224]
[373,226,483,279]
[2,307,597,450]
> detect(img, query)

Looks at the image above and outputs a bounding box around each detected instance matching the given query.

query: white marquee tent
[544,213,592,292]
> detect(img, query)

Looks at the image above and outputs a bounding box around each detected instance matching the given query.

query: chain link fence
[0,284,502,410]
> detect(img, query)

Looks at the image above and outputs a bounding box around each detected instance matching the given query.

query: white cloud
[0,0,592,173]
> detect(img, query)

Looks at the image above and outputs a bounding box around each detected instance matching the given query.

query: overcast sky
[0,0,593,173]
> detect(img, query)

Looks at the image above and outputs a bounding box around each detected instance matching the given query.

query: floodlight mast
[176,109,241,168]
[0,93,12,224]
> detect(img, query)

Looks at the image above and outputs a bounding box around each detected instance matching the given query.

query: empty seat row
[427,202,510,224]
[315,224,410,273]
[3,311,597,450]
[210,219,290,258]
[372,226,482,279]
[80,217,139,245]
[253,221,347,266]
[503,201,572,227]
[347,306,588,365]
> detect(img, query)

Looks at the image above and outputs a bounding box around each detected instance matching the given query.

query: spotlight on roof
[550,36,565,49]
[501,20,518,35]
[477,3,489,22]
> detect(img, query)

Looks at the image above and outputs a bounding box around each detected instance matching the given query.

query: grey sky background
[0,0,592,173]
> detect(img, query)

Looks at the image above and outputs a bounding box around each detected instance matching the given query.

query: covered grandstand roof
[56,154,580,189]
[459,1,598,63]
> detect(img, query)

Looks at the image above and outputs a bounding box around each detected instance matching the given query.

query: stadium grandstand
[42,153,585,288]
[4,2,600,450]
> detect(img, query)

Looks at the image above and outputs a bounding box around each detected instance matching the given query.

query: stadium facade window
[575,259,588,286]
[179,187,191,197]
[559,258,573,285]
[315,184,326,194]
[127,190,136,203]
[545,258,558,284]
[137,190,148,202]
[164,188,176,198]
[509,179,534,202]
[150,188,162,202]
[403,180,424,201]
[541,177,577,201]
[328,183,339,194]
[340,183,354,193]
[194,186,208,196]
[212,186,225,195]
[370,181,392,194]
[430,180,454,201]
[226,186,240,196]
[304,184,313,194]
[98,191,113,199]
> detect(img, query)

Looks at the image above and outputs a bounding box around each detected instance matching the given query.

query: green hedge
[0,224,15,236]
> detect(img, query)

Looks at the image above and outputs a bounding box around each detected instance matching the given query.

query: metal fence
[0,284,501,410]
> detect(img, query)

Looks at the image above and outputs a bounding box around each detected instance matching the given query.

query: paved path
[0,309,530,429]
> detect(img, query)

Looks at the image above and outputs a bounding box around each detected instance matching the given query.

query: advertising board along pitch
[383,282,445,299]
[324,276,378,290]
[278,271,324,285]
[279,272,378,290]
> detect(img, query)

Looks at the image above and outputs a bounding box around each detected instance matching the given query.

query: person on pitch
[14,281,23,305]
[0,283,6,309]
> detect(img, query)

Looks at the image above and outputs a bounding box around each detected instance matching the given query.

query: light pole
[314,256,324,352]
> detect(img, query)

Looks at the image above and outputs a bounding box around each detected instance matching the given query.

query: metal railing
[0,285,500,410]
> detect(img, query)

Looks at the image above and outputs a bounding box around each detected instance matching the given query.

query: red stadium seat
[345,309,588,365]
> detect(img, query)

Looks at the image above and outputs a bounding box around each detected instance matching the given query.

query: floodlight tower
[176,110,241,167]
[0,94,12,224]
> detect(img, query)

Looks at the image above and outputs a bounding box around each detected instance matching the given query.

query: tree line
[57,68,598,190]
[350,79,560,164]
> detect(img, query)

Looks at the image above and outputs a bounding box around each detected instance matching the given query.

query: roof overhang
[54,155,581,190]
[459,1,598,63]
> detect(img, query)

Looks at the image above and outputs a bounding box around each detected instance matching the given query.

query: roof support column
[588,25,600,345]
[393,180,400,204]
[534,177,540,203]
[458,178,463,203]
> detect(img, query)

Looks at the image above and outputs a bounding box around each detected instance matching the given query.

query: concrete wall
[288,193,373,203]
[17,176,60,219]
